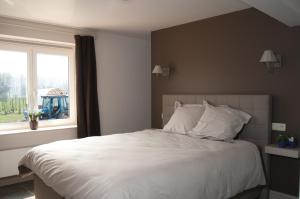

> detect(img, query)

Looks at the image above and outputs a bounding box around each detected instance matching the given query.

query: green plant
[29,111,41,121]
[276,134,289,143]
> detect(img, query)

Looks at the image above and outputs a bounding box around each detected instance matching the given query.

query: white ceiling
[0,0,299,37]
[0,0,250,35]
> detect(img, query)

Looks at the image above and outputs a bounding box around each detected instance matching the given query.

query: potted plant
[29,111,41,130]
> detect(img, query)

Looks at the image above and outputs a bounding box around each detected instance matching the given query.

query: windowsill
[0,124,77,135]
[0,125,77,151]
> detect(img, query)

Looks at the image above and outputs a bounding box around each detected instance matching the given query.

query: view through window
[0,50,27,123]
[0,42,75,130]
[37,53,70,120]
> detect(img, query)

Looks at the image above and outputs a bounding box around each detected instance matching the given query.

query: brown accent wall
[151,8,300,196]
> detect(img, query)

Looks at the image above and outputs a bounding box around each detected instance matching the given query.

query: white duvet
[19,129,265,199]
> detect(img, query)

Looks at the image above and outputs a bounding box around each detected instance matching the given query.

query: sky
[37,53,69,84]
[0,50,27,76]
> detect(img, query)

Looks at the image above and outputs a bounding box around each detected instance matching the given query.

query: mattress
[19,129,266,199]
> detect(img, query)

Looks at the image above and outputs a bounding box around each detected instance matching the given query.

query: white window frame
[0,40,76,131]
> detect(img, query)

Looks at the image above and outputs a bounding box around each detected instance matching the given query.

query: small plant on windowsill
[29,111,41,130]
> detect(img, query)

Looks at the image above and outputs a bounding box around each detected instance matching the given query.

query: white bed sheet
[19,129,266,199]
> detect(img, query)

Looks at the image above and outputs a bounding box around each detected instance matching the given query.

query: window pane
[0,50,27,123]
[37,53,69,120]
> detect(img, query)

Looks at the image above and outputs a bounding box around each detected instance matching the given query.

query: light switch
[272,123,286,131]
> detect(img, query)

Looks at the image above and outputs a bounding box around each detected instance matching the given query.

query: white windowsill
[0,124,77,135]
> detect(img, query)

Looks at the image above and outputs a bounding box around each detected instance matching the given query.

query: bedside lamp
[259,50,282,73]
[152,65,163,76]
[152,65,170,78]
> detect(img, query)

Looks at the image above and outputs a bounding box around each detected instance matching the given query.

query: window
[0,41,76,131]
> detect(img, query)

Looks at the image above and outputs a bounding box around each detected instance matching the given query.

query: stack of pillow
[163,100,251,141]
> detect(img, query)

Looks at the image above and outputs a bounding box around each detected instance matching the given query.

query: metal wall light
[152,65,170,77]
[259,50,282,73]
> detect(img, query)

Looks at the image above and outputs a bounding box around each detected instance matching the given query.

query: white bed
[19,129,265,199]
[19,94,271,199]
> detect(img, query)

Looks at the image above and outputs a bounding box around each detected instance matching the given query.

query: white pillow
[163,105,205,134]
[188,101,251,140]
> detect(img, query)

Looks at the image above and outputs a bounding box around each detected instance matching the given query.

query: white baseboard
[270,190,298,199]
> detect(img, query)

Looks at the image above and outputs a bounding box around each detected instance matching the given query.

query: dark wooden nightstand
[265,144,300,198]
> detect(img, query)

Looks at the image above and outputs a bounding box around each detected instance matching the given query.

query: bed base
[34,175,63,199]
[34,174,267,199]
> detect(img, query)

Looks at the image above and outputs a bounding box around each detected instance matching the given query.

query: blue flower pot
[278,141,288,148]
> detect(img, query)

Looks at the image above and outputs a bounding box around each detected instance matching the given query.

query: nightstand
[265,144,300,198]
[265,144,300,159]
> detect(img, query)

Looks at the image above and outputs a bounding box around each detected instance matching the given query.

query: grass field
[0,113,24,123]
[0,97,27,123]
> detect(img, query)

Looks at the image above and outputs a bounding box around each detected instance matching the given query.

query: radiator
[0,147,32,178]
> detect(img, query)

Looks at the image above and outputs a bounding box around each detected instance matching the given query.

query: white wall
[95,31,151,135]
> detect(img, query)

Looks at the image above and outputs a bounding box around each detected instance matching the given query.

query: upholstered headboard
[162,94,272,191]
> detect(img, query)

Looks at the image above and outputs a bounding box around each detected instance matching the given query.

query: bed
[19,94,271,199]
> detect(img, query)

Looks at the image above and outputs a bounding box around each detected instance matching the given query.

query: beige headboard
[162,94,272,185]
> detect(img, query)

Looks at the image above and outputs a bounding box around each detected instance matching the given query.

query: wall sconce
[152,65,170,77]
[259,50,282,73]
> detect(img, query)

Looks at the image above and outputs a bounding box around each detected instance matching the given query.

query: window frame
[0,40,76,131]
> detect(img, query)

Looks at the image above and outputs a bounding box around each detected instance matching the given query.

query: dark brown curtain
[75,35,101,138]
